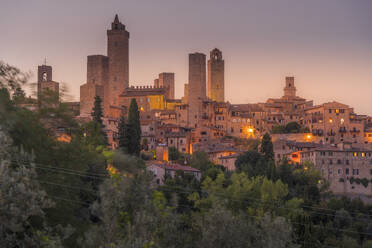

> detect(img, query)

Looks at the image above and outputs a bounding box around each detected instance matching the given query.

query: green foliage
[118,116,130,153]
[168,146,180,162]
[260,132,274,161]
[272,122,309,134]
[190,151,215,174]
[128,98,141,156]
[118,99,141,156]
[235,150,275,179]
[91,96,103,125]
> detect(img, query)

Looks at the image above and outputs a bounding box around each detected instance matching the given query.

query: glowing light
[140,106,144,111]
[329,118,333,123]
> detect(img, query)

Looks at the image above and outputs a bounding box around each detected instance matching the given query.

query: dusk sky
[1,0,371,114]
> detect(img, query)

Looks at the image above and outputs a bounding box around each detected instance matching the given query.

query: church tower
[283,76,296,98]
[107,14,130,108]
[208,48,224,102]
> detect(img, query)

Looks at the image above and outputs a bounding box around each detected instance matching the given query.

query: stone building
[80,14,129,117]
[208,48,224,102]
[155,72,175,100]
[107,14,130,110]
[301,143,372,197]
[188,53,206,128]
[80,55,107,116]
[37,64,59,100]
[301,102,365,144]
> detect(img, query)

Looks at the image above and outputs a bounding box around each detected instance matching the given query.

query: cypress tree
[118,116,130,153]
[127,98,141,156]
[90,95,107,145]
[91,96,104,125]
[260,132,274,161]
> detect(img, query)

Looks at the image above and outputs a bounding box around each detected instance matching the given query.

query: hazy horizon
[1,0,371,115]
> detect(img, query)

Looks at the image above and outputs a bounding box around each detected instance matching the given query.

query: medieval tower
[37,64,59,101]
[207,48,224,102]
[158,72,175,100]
[107,14,130,108]
[80,15,129,117]
[188,52,206,128]
[283,76,296,99]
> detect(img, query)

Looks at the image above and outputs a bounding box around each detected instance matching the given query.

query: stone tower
[158,72,175,100]
[207,48,224,102]
[37,64,59,100]
[80,55,107,116]
[37,65,52,99]
[188,53,206,127]
[107,14,130,108]
[283,76,296,98]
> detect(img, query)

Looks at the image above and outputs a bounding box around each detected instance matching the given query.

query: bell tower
[107,14,130,108]
[283,76,296,98]
[208,48,224,102]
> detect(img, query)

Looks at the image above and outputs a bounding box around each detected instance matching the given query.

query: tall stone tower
[37,65,52,99]
[283,76,296,98]
[37,64,59,101]
[107,14,130,108]
[207,48,224,102]
[158,72,175,100]
[188,53,206,127]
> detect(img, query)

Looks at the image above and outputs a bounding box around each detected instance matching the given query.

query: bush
[361,178,369,188]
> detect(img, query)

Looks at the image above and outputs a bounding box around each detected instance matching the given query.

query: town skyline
[1,0,371,115]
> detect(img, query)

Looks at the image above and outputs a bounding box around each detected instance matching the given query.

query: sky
[1,0,371,114]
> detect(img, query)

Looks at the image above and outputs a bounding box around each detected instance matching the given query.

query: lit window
[340,118,344,125]
[353,152,357,157]
[329,118,333,123]
[361,152,365,157]
[335,109,340,114]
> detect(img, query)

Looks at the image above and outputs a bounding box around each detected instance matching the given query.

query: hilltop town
[2,12,372,247]
[31,15,372,198]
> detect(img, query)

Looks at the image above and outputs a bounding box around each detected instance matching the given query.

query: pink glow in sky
[1,0,371,114]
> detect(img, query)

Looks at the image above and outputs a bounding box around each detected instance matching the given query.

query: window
[329,169,332,175]
[337,159,342,164]
[340,118,344,125]
[322,159,325,165]
[352,169,359,175]
[370,169,372,175]
[329,109,332,113]
[346,160,349,165]
[353,152,358,157]
[329,159,333,165]
[337,169,341,175]
[345,168,349,175]
[328,152,333,156]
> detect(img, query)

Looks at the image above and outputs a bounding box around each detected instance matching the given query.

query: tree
[127,98,141,156]
[91,96,104,125]
[0,61,29,96]
[89,96,107,146]
[0,128,67,247]
[260,133,274,161]
[285,122,301,133]
[168,146,180,162]
[118,116,130,153]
